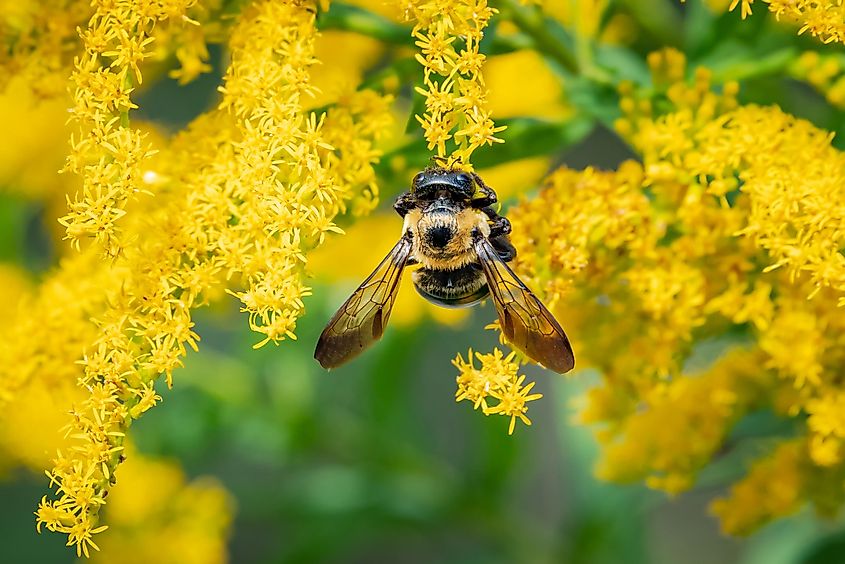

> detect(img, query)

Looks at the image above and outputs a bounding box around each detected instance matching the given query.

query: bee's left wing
[314,234,413,369]
[474,235,575,374]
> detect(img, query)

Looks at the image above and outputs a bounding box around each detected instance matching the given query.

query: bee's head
[411,167,475,206]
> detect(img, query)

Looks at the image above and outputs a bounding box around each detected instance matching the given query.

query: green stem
[571,0,592,71]
[317,3,409,44]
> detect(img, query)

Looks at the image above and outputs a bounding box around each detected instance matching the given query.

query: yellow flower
[484,375,543,435]
[60,0,197,257]
[710,440,805,535]
[484,50,571,120]
[593,349,771,495]
[0,0,92,97]
[453,348,541,434]
[727,0,845,44]
[406,0,502,164]
[29,0,394,553]
[728,0,754,19]
[499,49,845,533]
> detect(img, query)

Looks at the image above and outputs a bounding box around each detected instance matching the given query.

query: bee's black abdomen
[412,264,488,309]
[425,226,453,248]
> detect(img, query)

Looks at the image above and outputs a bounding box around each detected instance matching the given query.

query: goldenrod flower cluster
[504,48,845,534]
[0,1,218,98]
[59,0,201,256]
[4,0,392,555]
[0,254,233,561]
[0,0,91,97]
[405,0,504,162]
[453,348,542,435]
[730,0,845,44]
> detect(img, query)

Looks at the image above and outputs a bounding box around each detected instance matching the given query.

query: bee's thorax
[403,207,490,270]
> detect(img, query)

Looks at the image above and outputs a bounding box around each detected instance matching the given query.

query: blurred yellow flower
[90,448,233,564]
[711,440,804,535]
[308,31,385,109]
[484,50,571,120]
[498,48,845,532]
[790,51,845,108]
[0,78,71,200]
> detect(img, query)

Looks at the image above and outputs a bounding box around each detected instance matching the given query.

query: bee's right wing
[474,234,575,374]
[314,234,413,369]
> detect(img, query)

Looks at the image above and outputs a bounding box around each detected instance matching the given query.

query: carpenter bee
[314,166,575,373]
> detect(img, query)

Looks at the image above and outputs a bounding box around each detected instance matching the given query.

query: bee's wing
[474,235,575,374]
[314,235,413,369]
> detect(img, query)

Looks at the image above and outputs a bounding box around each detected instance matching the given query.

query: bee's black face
[411,167,475,202]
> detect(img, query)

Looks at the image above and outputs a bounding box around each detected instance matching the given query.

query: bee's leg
[490,235,517,262]
[470,173,498,208]
[480,206,512,238]
[394,192,416,217]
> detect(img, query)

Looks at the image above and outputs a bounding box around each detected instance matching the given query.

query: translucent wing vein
[474,236,575,373]
[314,235,413,369]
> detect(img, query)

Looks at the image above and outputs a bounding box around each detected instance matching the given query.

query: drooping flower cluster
[404,0,504,162]
[217,0,392,347]
[30,0,393,555]
[453,348,542,435]
[502,48,845,534]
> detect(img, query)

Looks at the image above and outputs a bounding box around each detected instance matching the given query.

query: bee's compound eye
[413,172,426,186]
[455,173,471,185]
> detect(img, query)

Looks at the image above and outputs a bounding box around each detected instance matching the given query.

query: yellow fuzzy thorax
[403,207,490,270]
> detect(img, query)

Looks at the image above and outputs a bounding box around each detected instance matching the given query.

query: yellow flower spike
[406,0,503,161]
[28,0,394,554]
